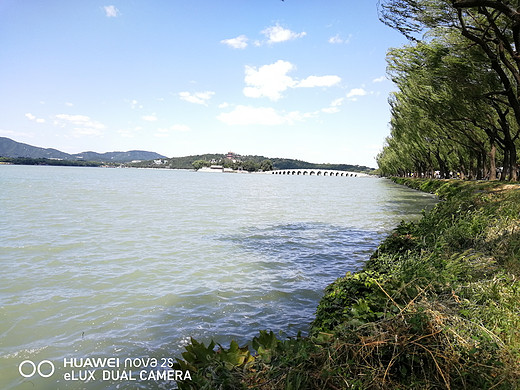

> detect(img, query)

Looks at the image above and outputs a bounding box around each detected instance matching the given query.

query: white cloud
[227,24,306,48]
[261,24,306,44]
[243,60,296,101]
[103,5,120,18]
[217,105,310,126]
[321,107,339,114]
[218,102,230,109]
[243,60,341,101]
[25,113,46,123]
[65,102,74,107]
[322,97,344,114]
[372,76,386,83]
[130,99,143,109]
[221,35,248,49]
[328,35,342,44]
[142,114,158,122]
[179,91,215,105]
[346,88,369,100]
[328,34,352,44]
[296,75,341,88]
[54,114,105,136]
[331,97,345,107]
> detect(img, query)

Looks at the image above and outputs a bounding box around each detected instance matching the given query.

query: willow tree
[393,35,519,179]
[379,0,520,180]
[381,36,503,178]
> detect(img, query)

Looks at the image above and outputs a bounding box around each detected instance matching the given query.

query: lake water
[0,165,437,389]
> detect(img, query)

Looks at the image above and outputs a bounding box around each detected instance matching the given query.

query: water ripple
[0,166,437,389]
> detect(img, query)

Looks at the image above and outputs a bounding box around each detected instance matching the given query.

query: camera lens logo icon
[19,360,55,378]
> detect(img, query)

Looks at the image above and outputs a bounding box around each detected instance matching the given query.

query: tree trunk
[509,143,518,181]
[489,143,497,180]
[501,149,510,181]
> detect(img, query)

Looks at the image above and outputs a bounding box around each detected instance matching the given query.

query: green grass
[173,179,520,389]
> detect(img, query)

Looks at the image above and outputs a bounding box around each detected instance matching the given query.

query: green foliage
[173,331,322,390]
[172,338,253,389]
[377,23,520,180]
[251,330,280,363]
[370,220,422,258]
[312,271,391,333]
[192,159,211,170]
[259,159,273,172]
[242,160,259,172]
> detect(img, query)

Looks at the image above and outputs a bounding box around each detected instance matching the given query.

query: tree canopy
[377,0,520,180]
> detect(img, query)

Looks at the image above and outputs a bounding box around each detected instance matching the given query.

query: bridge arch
[270,169,362,177]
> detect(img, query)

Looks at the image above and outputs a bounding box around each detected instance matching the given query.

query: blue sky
[0,1,407,167]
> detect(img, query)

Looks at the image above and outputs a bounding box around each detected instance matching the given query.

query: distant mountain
[0,137,167,163]
[0,137,72,160]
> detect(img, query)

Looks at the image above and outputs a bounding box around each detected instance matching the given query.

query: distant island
[0,137,375,173]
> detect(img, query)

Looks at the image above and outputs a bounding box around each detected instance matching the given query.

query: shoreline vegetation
[172,178,520,389]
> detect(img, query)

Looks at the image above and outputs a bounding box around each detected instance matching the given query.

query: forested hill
[133,153,375,173]
[0,137,166,163]
[0,137,71,160]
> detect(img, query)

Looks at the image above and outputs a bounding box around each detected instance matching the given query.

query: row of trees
[376,0,520,181]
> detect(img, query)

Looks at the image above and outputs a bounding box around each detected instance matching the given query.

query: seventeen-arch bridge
[270,169,368,177]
